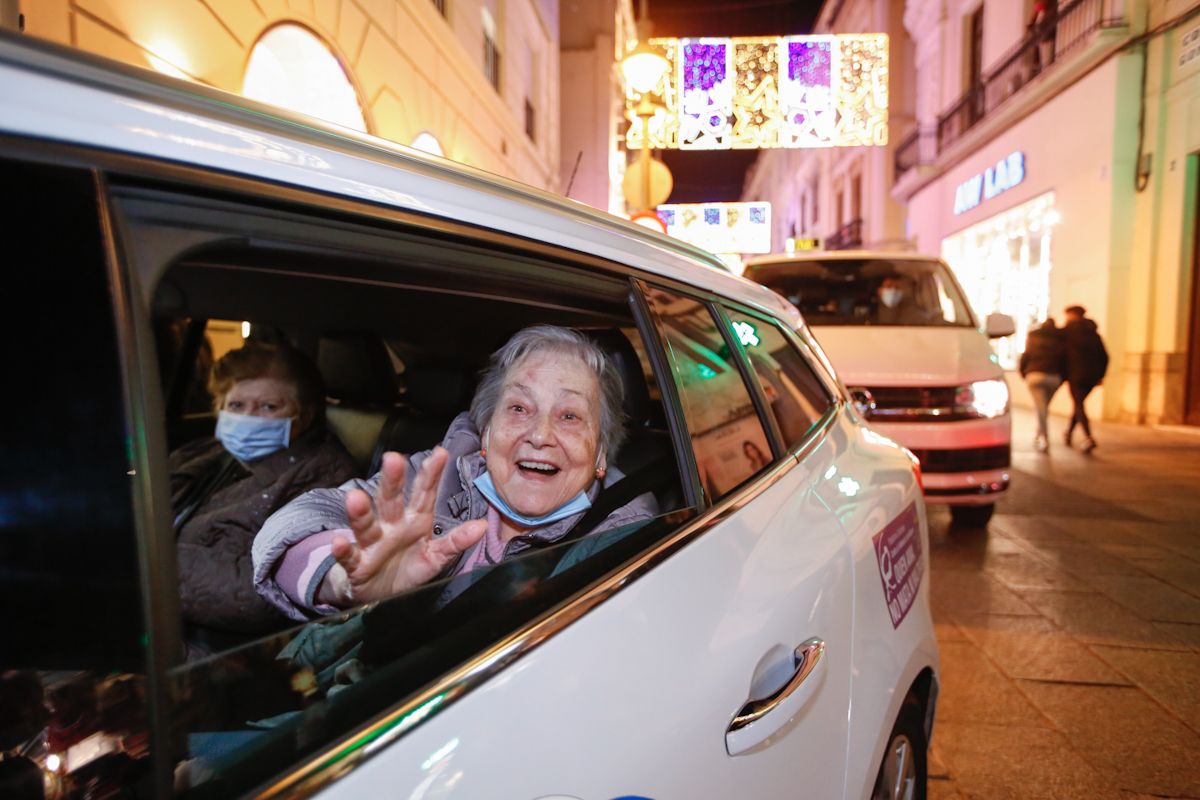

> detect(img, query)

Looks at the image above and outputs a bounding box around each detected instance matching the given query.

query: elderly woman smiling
[253,325,658,618]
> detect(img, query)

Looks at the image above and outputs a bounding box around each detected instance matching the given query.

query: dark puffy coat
[1064,317,1109,386]
[171,426,357,644]
[1019,325,1066,377]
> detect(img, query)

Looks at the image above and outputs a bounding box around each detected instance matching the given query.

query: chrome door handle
[726,637,826,755]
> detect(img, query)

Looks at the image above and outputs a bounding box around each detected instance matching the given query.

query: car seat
[318,332,400,474]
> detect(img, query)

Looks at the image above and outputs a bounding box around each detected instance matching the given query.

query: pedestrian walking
[1019,317,1066,452]
[1063,305,1109,453]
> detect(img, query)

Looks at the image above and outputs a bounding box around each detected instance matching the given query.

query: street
[927,408,1200,799]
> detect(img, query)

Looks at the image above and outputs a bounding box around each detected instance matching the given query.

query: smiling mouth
[517,460,560,476]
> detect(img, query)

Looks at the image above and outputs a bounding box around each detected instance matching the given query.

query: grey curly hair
[469,325,626,463]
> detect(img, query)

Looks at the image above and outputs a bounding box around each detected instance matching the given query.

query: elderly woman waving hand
[253,325,658,618]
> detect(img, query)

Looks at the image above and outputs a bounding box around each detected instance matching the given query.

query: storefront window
[941,192,1060,368]
[242,24,368,133]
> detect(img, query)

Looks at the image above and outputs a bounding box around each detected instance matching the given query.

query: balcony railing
[826,218,863,251]
[893,126,938,181]
[937,0,1126,154]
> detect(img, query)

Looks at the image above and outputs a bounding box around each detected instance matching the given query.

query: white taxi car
[0,31,938,800]
[745,251,1015,528]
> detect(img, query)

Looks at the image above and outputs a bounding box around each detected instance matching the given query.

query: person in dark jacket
[171,342,356,659]
[1019,317,1066,452]
[1062,305,1109,452]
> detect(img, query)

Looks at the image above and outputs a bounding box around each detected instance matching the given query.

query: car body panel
[810,327,1003,386]
[316,431,858,799]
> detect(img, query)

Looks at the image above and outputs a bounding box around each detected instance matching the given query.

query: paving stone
[983,550,1093,592]
[1092,646,1200,734]
[956,613,1129,684]
[1083,574,1200,623]
[988,514,1080,544]
[927,779,965,799]
[931,720,1121,800]
[1020,541,1148,577]
[1094,542,1178,561]
[934,619,969,643]
[930,570,1041,619]
[933,641,1048,727]
[1126,558,1200,598]
[929,529,1030,573]
[1016,590,1194,650]
[1019,682,1200,797]
[1152,622,1200,652]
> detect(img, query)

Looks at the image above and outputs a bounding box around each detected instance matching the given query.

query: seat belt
[173,453,241,533]
[544,454,677,548]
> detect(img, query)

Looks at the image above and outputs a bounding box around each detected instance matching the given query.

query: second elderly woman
[253,325,659,619]
[172,341,357,657]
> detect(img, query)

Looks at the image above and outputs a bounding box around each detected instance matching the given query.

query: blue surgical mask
[880,287,903,308]
[473,471,593,528]
[215,410,292,463]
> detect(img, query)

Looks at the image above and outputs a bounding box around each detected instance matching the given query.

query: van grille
[907,445,1011,473]
[856,386,977,421]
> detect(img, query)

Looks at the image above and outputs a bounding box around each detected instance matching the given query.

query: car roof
[0,31,797,325]
[745,250,946,268]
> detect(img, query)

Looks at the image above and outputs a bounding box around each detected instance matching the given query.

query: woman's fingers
[373,452,409,522]
[428,519,487,567]
[345,488,382,545]
[330,532,360,574]
[406,447,448,520]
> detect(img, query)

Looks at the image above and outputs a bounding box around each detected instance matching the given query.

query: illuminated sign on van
[953,151,1026,215]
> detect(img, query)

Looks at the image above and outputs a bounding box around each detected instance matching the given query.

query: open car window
[117,187,696,795]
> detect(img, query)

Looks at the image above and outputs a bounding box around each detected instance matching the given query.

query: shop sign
[953,151,1026,215]
[1181,24,1200,69]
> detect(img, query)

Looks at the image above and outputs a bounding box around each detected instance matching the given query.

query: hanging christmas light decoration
[658,201,773,254]
[624,34,888,150]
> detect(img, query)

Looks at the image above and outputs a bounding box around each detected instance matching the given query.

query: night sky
[645,0,824,203]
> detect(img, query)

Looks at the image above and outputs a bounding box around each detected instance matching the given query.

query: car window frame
[4,135,842,798]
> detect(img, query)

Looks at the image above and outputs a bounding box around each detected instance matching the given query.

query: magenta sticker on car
[873,502,924,628]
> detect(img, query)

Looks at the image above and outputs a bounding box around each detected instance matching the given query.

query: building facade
[743,0,916,259]
[9,0,561,191]
[750,0,1200,426]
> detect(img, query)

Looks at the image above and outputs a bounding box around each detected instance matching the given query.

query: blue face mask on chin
[473,471,593,528]
[215,410,292,463]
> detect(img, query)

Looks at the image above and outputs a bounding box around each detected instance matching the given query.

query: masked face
[215,376,302,461]
[879,286,903,308]
[484,351,604,519]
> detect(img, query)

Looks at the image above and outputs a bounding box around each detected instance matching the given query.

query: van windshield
[748,257,975,328]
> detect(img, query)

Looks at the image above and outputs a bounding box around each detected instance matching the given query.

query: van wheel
[870,702,927,800]
[950,503,994,528]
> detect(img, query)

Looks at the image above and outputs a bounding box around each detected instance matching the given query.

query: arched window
[242,24,367,133]
[410,132,444,157]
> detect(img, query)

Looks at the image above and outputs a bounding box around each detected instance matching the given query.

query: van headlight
[955,379,1009,418]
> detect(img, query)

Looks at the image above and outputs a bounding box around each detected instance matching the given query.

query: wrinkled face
[485,350,603,519]
[222,376,306,437]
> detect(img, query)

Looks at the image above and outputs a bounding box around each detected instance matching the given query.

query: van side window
[722,309,835,450]
[0,159,151,793]
[641,287,774,502]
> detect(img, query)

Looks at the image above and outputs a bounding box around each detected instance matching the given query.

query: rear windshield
[747,257,974,328]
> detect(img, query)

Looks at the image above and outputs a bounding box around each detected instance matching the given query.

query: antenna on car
[564,151,583,198]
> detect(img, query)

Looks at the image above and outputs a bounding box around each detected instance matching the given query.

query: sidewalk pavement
[926,407,1200,800]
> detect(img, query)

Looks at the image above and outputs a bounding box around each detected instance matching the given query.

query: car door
[311,284,856,800]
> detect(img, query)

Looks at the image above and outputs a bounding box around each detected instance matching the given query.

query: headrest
[403,364,475,418]
[587,329,652,426]
[318,332,398,408]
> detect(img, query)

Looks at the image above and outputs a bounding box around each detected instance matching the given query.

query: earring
[480,447,487,458]
[480,428,490,459]
[595,466,606,481]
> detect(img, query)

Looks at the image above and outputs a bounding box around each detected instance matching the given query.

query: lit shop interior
[940,192,1061,369]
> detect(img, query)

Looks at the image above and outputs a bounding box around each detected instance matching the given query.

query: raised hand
[322,448,487,606]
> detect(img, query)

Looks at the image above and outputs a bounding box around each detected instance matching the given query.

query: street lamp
[619,38,669,214]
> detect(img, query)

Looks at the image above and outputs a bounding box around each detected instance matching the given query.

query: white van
[745,251,1015,527]
[0,33,937,800]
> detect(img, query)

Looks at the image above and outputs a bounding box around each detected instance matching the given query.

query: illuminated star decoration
[627,34,889,150]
